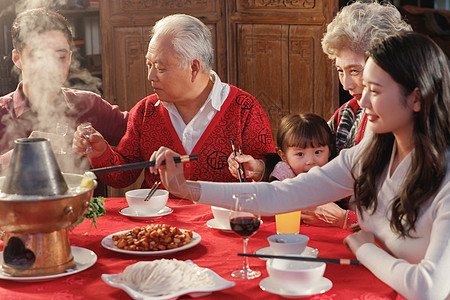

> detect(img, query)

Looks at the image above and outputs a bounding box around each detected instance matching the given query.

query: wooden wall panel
[111,27,150,111]
[237,24,288,137]
[229,0,338,143]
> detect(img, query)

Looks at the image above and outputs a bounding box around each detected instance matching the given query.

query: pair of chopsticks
[144,181,161,201]
[231,140,247,182]
[89,154,198,175]
[238,253,360,265]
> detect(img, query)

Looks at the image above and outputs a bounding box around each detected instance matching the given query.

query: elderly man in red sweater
[72,14,275,190]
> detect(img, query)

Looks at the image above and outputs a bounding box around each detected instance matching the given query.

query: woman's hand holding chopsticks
[149,146,201,202]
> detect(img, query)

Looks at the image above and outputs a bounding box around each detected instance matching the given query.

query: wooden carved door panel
[228,0,338,141]
[109,27,152,111]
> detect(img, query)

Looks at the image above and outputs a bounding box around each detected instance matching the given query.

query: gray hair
[151,14,214,73]
[321,1,412,59]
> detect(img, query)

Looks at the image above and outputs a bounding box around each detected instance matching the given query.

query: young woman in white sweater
[150,32,450,300]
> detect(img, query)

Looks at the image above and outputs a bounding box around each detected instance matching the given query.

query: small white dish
[119,206,173,219]
[0,246,97,282]
[206,218,232,232]
[102,261,235,300]
[267,234,309,255]
[254,246,319,261]
[259,276,332,298]
[101,230,201,256]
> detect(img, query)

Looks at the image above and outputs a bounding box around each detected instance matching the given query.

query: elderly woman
[228,1,412,230]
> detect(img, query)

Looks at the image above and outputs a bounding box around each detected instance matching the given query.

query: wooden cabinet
[100,0,339,196]
[227,1,338,138]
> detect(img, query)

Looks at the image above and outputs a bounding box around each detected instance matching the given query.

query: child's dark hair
[277,113,337,160]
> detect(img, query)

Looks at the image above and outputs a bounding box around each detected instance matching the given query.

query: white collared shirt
[159,71,230,154]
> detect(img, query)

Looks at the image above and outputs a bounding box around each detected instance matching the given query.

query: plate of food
[102,259,235,300]
[101,224,201,256]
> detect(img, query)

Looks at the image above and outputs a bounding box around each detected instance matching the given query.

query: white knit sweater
[198,141,450,300]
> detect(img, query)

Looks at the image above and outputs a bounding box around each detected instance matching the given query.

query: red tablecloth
[0,198,402,299]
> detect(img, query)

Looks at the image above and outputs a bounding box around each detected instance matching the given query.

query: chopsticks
[238,253,360,265]
[144,181,161,201]
[238,145,247,182]
[231,140,246,182]
[89,154,198,175]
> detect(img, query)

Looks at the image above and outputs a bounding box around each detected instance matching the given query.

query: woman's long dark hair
[353,32,450,237]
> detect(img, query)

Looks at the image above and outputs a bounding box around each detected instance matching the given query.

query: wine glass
[55,122,69,154]
[79,122,95,154]
[229,193,261,279]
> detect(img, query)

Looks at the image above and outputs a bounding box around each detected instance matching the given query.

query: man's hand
[227,152,265,182]
[72,124,107,159]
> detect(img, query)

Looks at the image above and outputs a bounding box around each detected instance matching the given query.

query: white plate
[254,246,319,261]
[101,229,201,256]
[259,276,332,298]
[206,218,232,232]
[119,206,173,219]
[102,261,235,300]
[0,246,97,282]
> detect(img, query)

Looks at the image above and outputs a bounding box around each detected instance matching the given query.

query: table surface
[0,198,403,299]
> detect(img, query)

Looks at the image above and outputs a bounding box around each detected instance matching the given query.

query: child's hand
[227,152,265,182]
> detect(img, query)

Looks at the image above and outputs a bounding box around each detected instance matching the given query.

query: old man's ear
[190,59,201,82]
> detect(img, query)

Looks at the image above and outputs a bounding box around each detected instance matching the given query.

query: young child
[267,114,357,230]
[269,113,336,181]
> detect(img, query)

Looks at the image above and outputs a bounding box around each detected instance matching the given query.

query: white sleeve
[198,143,359,215]
[356,183,450,300]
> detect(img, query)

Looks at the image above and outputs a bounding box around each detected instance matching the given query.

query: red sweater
[91,85,275,188]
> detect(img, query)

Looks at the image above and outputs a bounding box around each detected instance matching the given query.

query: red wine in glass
[230,217,260,237]
[230,193,261,279]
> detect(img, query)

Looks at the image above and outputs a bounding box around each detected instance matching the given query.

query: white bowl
[267,234,309,255]
[211,206,231,228]
[125,189,168,215]
[266,258,326,292]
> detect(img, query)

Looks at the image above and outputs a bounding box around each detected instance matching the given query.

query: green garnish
[73,196,106,228]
